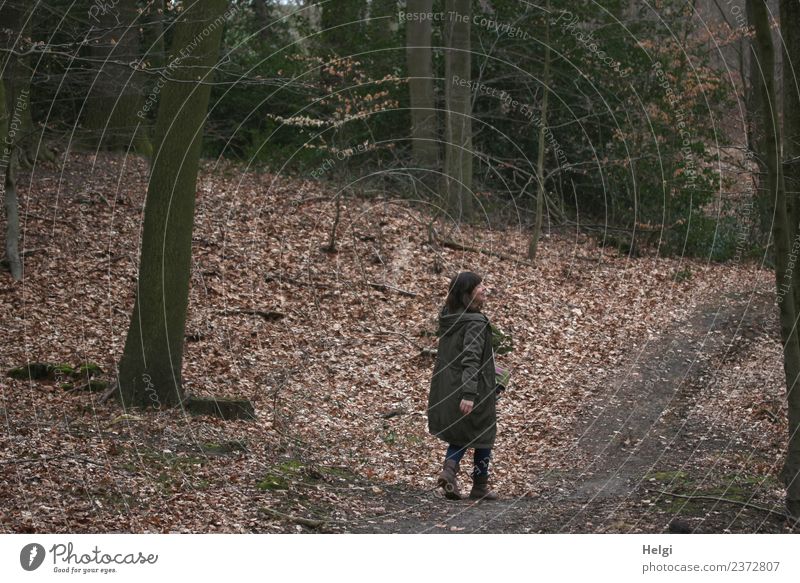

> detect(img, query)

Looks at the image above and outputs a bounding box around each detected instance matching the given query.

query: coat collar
[437,305,488,335]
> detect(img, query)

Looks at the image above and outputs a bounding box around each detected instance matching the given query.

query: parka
[427,305,497,449]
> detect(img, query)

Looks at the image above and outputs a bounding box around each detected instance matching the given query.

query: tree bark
[781,0,800,314]
[1,77,22,281]
[3,145,21,281]
[116,0,228,409]
[0,1,51,168]
[83,0,151,154]
[406,0,439,170]
[443,0,472,221]
[528,2,550,261]
[750,0,800,518]
[142,0,167,71]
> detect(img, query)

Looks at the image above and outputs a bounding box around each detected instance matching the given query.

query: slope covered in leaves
[0,152,785,532]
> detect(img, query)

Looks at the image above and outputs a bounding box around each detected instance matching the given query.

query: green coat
[427,306,497,448]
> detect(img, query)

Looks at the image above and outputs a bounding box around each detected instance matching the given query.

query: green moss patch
[74,363,103,378]
[257,458,333,492]
[257,474,290,491]
[646,471,778,514]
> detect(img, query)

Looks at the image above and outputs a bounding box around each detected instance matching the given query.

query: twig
[25,213,72,225]
[264,273,330,289]
[756,407,779,423]
[360,326,426,352]
[0,454,106,467]
[98,379,119,404]
[437,237,535,268]
[368,282,417,297]
[645,488,789,520]
[380,408,407,419]
[261,506,325,529]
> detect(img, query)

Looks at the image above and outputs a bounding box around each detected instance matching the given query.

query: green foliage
[462,0,732,258]
[666,212,743,262]
[491,324,513,355]
[11,0,745,259]
[204,1,310,164]
[74,363,103,378]
[257,459,325,490]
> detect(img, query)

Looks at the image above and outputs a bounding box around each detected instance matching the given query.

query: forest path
[341,289,784,533]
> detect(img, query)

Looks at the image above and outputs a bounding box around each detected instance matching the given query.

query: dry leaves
[0,152,783,532]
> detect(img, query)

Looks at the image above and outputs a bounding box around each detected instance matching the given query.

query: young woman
[427,271,498,500]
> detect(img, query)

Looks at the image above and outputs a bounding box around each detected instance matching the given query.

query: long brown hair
[445,271,482,313]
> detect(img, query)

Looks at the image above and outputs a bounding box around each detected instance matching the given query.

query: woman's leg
[445,444,468,465]
[472,448,492,477]
[439,444,467,499]
[469,448,498,499]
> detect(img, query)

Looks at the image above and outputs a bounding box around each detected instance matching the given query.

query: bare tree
[116,0,228,409]
[406,0,439,170]
[749,0,800,518]
[1,77,22,281]
[528,1,550,261]
[82,0,151,154]
[443,0,472,220]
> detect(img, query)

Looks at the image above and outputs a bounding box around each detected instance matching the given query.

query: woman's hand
[459,399,474,415]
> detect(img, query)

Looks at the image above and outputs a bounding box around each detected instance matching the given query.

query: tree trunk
[0,2,51,168]
[83,0,151,155]
[3,146,21,281]
[528,3,550,261]
[143,0,167,71]
[116,0,228,410]
[781,0,800,314]
[443,0,472,220]
[406,0,439,170]
[1,78,22,281]
[750,0,800,518]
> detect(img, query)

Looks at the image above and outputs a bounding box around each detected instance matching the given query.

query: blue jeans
[445,444,492,477]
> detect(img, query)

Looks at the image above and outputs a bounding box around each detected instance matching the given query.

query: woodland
[2,0,800,533]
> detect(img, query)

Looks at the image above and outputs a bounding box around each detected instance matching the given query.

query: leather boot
[437,459,463,500]
[469,474,499,500]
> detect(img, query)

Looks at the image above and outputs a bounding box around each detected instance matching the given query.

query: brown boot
[437,459,463,500]
[469,474,499,500]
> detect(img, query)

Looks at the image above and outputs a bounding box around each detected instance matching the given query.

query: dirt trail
[340,290,788,533]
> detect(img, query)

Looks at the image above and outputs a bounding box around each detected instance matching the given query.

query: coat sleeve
[460,319,487,400]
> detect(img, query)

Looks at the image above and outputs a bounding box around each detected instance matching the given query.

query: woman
[427,271,498,501]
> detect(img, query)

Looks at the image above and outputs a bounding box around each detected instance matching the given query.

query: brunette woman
[427,271,498,500]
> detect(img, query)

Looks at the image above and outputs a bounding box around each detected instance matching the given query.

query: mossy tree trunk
[1,77,22,281]
[116,0,228,410]
[82,0,151,155]
[406,0,439,171]
[781,0,800,314]
[780,0,800,519]
[750,0,800,518]
[0,22,26,282]
[443,0,472,221]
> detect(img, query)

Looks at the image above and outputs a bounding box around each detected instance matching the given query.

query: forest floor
[1,152,797,533]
